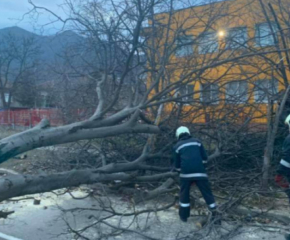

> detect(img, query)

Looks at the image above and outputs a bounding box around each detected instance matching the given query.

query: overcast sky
[0,0,220,35]
[0,0,66,35]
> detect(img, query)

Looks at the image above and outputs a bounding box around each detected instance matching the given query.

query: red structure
[0,108,124,128]
[0,109,64,127]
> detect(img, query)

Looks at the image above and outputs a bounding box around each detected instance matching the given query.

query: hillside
[0,26,84,63]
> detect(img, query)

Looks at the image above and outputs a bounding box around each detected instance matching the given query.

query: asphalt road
[0,190,95,240]
[0,189,287,240]
[0,232,23,240]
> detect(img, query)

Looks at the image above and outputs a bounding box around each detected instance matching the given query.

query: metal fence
[0,108,64,128]
[0,108,121,129]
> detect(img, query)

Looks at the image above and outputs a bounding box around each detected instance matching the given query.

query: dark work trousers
[179,178,216,220]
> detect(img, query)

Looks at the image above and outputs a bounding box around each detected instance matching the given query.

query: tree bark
[0,119,159,163]
[262,85,290,190]
[0,170,177,202]
[133,178,176,203]
[233,206,290,225]
[262,100,274,190]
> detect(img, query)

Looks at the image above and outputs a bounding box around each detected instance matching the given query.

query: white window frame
[137,49,146,63]
[198,32,218,54]
[225,81,248,104]
[139,72,147,80]
[254,79,278,103]
[142,18,149,28]
[200,83,219,105]
[40,91,48,108]
[175,35,194,57]
[175,84,194,104]
[225,27,248,50]
[255,22,277,47]
[4,93,12,103]
[4,93,9,103]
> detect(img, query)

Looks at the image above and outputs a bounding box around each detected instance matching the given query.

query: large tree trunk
[0,170,176,202]
[0,108,164,202]
[0,112,159,163]
[262,86,290,190]
[262,101,274,190]
[133,178,176,203]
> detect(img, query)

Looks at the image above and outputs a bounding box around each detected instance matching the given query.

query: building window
[254,79,278,103]
[4,93,12,103]
[200,83,219,104]
[175,35,194,57]
[39,91,48,108]
[255,22,277,47]
[198,32,218,54]
[226,81,248,104]
[142,18,149,28]
[139,72,147,80]
[176,84,194,103]
[225,27,248,49]
[136,49,147,63]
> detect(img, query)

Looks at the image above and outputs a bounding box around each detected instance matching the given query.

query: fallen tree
[0,2,288,240]
[0,112,159,163]
[0,168,176,202]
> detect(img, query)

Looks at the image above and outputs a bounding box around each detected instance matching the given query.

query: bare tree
[0,2,290,239]
[0,33,40,108]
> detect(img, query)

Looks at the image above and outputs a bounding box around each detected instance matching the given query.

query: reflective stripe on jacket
[173,136,208,179]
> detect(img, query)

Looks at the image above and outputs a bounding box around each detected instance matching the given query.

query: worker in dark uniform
[275,114,290,204]
[172,126,219,223]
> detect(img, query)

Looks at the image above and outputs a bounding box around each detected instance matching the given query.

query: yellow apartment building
[145,0,290,125]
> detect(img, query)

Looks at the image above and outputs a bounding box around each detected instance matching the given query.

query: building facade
[146,0,290,125]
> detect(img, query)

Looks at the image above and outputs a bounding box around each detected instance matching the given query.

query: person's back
[173,135,207,178]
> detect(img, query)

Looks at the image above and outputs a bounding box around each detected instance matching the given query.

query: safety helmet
[285,114,290,126]
[176,126,190,139]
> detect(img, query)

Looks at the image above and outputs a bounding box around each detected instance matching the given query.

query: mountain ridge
[0,26,84,63]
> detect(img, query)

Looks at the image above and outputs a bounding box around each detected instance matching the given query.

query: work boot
[180,217,187,222]
[210,209,221,225]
